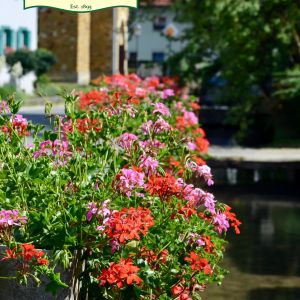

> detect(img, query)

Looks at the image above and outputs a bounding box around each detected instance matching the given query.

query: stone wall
[0,246,84,300]
[90,9,113,79]
[38,8,78,82]
[38,8,129,83]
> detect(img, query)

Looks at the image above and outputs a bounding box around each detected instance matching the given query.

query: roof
[140,0,172,7]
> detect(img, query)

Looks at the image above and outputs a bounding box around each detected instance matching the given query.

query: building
[0,0,37,93]
[128,0,187,75]
[38,8,129,84]
[0,0,37,54]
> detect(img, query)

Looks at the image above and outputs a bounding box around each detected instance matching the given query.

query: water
[203,185,300,300]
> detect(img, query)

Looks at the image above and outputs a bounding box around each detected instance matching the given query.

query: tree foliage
[6,48,56,78]
[172,0,300,144]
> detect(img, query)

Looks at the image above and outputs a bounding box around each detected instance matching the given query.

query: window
[129,52,137,62]
[129,52,137,68]
[153,16,166,31]
[17,28,31,49]
[0,27,14,54]
[3,29,13,48]
[152,52,165,63]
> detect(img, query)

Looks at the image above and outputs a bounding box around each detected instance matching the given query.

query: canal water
[203,185,300,300]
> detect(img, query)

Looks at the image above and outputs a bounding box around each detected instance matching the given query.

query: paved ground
[209,146,300,162]
[20,103,64,115]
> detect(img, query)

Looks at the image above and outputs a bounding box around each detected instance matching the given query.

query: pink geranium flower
[183,110,198,126]
[0,209,27,228]
[140,121,153,135]
[153,117,172,134]
[139,155,159,175]
[187,162,214,186]
[153,102,171,117]
[117,133,138,151]
[213,212,230,234]
[160,89,175,99]
[117,168,145,197]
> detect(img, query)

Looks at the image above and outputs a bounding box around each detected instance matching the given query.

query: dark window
[17,29,31,49]
[3,28,13,48]
[153,16,166,31]
[119,45,125,74]
[152,52,165,63]
[129,52,137,62]
[0,27,14,54]
[129,52,137,68]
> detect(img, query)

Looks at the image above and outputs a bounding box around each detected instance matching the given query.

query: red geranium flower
[79,90,109,110]
[171,284,192,300]
[2,243,49,266]
[201,235,214,253]
[98,258,142,288]
[146,174,182,200]
[194,136,209,154]
[184,252,212,275]
[192,156,206,166]
[177,203,197,219]
[138,246,168,269]
[224,205,242,234]
[103,207,154,243]
[76,117,102,133]
[190,102,201,111]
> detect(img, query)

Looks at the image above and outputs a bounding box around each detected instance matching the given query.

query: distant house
[0,0,37,54]
[128,0,187,75]
[0,0,37,93]
[38,8,129,84]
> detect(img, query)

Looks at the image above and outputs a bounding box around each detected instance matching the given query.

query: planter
[0,246,84,300]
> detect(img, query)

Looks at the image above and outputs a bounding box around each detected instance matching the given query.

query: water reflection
[203,186,300,300]
[248,288,300,300]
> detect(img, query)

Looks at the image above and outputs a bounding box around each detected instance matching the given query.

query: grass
[35,82,94,98]
[1,82,95,106]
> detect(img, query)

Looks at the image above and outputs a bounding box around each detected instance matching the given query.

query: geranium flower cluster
[102,207,154,244]
[0,209,27,244]
[185,252,212,275]
[0,100,10,114]
[0,209,27,228]
[33,139,71,160]
[98,258,142,289]
[76,117,102,133]
[2,243,49,266]
[115,168,145,197]
[0,74,241,299]
[1,114,29,137]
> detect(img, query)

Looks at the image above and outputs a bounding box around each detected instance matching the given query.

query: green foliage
[34,49,57,77]
[44,269,69,296]
[6,49,35,75]
[0,84,17,99]
[173,0,300,144]
[6,48,56,77]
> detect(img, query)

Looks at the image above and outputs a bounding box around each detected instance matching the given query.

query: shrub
[6,49,35,75]
[6,48,56,77]
[0,84,17,99]
[34,48,57,77]
[0,74,240,299]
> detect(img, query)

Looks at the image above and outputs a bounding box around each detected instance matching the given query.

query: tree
[172,0,300,145]
[6,49,35,75]
[34,48,57,77]
[6,48,56,78]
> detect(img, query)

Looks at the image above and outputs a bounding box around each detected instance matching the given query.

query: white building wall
[0,0,37,53]
[0,1,37,93]
[128,10,187,62]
